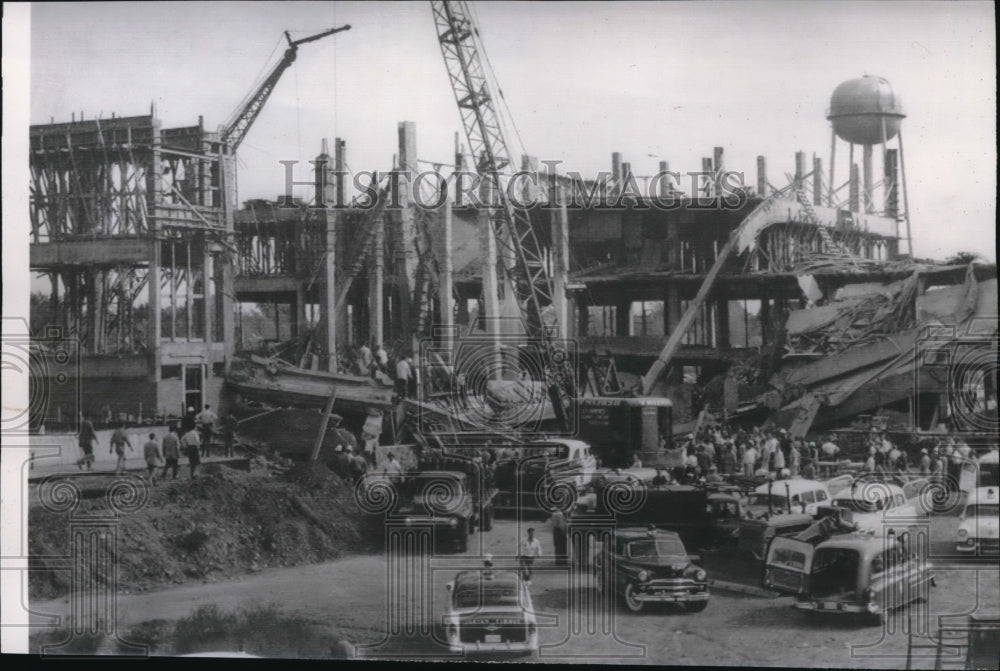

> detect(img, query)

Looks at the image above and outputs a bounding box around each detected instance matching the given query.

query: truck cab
[395,470,494,553]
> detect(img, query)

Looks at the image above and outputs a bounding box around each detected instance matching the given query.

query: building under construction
[28,38,996,441]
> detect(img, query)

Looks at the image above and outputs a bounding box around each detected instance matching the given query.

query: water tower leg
[828,130,836,207]
[898,130,914,257]
[863,144,874,214]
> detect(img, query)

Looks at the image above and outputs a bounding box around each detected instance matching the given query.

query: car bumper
[956,539,1000,553]
[631,585,710,603]
[795,600,868,614]
[449,640,537,654]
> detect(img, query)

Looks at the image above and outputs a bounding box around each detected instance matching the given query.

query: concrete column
[293,283,306,339]
[813,157,823,205]
[756,156,767,196]
[658,161,670,199]
[849,163,860,213]
[397,122,418,344]
[715,299,730,349]
[615,299,631,337]
[884,149,899,218]
[334,138,346,207]
[713,146,724,195]
[149,240,161,353]
[795,151,807,183]
[321,211,338,371]
[437,198,454,352]
[611,152,622,193]
[550,180,570,338]
[314,139,331,206]
[862,144,874,213]
[701,157,713,197]
[369,216,385,348]
[479,178,502,378]
[576,294,590,338]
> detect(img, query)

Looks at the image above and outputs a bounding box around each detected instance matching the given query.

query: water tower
[827,75,912,255]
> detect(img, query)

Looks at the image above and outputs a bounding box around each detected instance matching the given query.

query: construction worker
[142,432,162,484]
[110,422,133,475]
[197,403,218,458]
[181,426,202,479]
[220,411,238,458]
[550,509,568,566]
[395,355,412,399]
[76,413,98,471]
[161,424,181,480]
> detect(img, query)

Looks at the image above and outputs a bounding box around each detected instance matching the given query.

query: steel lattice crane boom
[431,0,575,427]
[221,24,351,152]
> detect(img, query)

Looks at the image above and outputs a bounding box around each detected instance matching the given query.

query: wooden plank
[30,238,152,267]
[310,386,338,463]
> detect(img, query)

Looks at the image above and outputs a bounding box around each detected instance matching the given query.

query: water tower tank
[827,75,905,145]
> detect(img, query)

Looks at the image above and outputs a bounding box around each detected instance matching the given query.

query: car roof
[967,487,999,505]
[753,479,829,495]
[834,482,904,499]
[415,470,468,481]
[532,438,589,449]
[616,527,682,542]
[454,570,521,591]
[815,533,887,555]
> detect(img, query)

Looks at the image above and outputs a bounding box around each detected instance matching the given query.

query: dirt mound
[29,462,380,600]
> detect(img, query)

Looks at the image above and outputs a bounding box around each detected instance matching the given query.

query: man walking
[519,528,543,584]
[76,413,98,471]
[110,422,133,475]
[143,433,162,484]
[181,426,202,479]
[197,404,218,458]
[161,424,181,480]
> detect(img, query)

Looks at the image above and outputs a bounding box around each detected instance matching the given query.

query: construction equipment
[431,1,575,427]
[221,25,351,152]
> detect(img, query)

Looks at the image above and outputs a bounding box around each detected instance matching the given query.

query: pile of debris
[29,461,380,600]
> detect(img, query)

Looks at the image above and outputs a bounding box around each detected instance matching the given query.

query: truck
[388,451,498,553]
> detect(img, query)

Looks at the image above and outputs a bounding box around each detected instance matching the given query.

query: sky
[22,0,999,260]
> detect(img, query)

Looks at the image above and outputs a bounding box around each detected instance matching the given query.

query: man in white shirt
[395,356,413,399]
[742,444,758,477]
[197,404,218,458]
[520,528,543,584]
[382,452,403,483]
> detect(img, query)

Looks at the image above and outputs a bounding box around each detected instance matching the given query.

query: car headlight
[957,528,968,538]
[695,569,707,582]
[637,570,650,582]
[448,518,458,528]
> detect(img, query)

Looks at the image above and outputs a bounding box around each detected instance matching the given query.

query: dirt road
[30,516,998,666]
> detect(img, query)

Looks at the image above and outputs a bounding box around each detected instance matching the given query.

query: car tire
[623,583,644,613]
[684,600,708,613]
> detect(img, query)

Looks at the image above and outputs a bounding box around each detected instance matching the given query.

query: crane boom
[221,24,351,152]
[431,0,575,426]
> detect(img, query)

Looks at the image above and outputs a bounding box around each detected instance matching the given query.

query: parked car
[788,533,936,624]
[829,481,921,536]
[956,486,999,554]
[443,569,538,656]
[745,478,832,518]
[737,512,815,562]
[593,527,709,613]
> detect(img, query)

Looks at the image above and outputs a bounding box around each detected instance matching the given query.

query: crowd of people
[643,421,982,491]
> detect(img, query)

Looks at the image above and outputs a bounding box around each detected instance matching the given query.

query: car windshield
[833,498,883,513]
[771,547,808,570]
[748,494,788,508]
[966,503,999,517]
[454,586,520,609]
[627,539,687,559]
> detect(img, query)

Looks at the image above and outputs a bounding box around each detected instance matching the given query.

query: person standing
[220,411,238,458]
[142,433,162,484]
[742,443,758,477]
[161,424,181,480]
[919,448,931,476]
[773,441,786,474]
[76,413,98,471]
[374,344,389,375]
[395,355,412,399]
[382,452,403,484]
[550,509,568,566]
[197,404,218,458]
[181,426,202,479]
[790,442,801,478]
[181,406,197,433]
[520,528,543,584]
[110,423,133,475]
[358,342,373,377]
